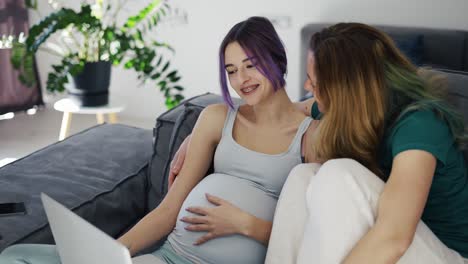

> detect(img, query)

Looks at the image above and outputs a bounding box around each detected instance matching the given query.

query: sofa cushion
[378,26,467,71]
[0,124,152,251]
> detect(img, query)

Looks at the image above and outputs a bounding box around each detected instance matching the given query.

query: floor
[0,105,153,166]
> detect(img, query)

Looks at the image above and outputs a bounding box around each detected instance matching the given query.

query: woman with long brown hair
[266,23,468,263]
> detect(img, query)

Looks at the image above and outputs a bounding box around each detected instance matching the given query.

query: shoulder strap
[290,117,313,155]
[222,104,240,137]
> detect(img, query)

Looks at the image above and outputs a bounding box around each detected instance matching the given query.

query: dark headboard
[299,23,468,97]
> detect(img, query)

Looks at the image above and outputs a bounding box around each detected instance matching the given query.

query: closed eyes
[226,64,256,75]
[307,73,317,88]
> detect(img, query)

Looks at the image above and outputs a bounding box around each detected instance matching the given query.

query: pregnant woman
[0,17,315,264]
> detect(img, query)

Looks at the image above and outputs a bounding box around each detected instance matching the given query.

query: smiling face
[304,51,324,112]
[224,41,274,106]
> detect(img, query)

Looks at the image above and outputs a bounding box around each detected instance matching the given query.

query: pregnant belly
[167,173,277,264]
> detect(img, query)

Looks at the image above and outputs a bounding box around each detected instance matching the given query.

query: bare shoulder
[303,119,320,142]
[195,103,229,143]
[203,103,228,114]
[200,103,229,124]
[306,119,320,132]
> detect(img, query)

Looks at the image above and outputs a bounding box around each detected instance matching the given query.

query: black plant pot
[68,61,111,107]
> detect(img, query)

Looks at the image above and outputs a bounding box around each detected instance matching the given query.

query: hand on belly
[180,193,250,245]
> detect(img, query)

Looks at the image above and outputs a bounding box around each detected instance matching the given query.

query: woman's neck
[248,88,301,125]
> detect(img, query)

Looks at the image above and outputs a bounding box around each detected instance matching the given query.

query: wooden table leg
[108,113,118,124]
[59,112,72,141]
[96,113,105,124]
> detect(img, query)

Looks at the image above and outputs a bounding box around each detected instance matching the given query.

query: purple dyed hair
[219,16,287,108]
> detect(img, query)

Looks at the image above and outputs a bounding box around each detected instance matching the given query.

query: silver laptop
[41,193,157,264]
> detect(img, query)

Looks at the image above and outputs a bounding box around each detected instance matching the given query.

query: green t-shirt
[311,102,468,257]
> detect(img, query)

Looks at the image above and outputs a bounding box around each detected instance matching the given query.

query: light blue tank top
[161,105,312,264]
[214,104,312,198]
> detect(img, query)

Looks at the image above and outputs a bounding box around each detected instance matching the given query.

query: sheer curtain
[0,0,42,114]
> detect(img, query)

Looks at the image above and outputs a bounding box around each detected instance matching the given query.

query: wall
[31,0,467,125]
[318,0,468,30]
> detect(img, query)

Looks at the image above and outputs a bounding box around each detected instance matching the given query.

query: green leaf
[69,63,84,75]
[151,14,158,27]
[174,94,184,101]
[155,56,163,67]
[151,72,161,80]
[10,43,26,68]
[161,61,170,72]
[25,0,38,9]
[173,85,183,91]
[52,65,63,72]
[152,41,174,52]
[165,97,176,109]
[169,76,181,82]
[123,0,162,30]
[158,80,167,90]
[10,42,37,87]
[134,29,143,41]
[124,60,134,69]
[105,30,115,40]
[165,70,177,79]
[143,64,154,74]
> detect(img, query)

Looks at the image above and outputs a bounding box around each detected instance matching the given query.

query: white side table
[54,98,125,141]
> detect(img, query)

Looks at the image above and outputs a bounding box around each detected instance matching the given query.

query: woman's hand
[168,135,191,189]
[180,193,250,245]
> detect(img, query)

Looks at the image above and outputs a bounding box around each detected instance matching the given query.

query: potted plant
[11,0,184,108]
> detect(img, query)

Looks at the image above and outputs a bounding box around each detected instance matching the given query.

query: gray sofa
[0,25,467,253]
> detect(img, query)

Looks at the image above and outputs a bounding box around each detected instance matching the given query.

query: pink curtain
[0,0,42,114]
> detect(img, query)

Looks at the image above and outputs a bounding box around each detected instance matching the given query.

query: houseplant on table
[11,0,184,108]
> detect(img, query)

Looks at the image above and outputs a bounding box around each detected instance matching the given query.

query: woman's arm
[243,213,273,245]
[168,134,191,189]
[118,104,227,256]
[342,149,437,264]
